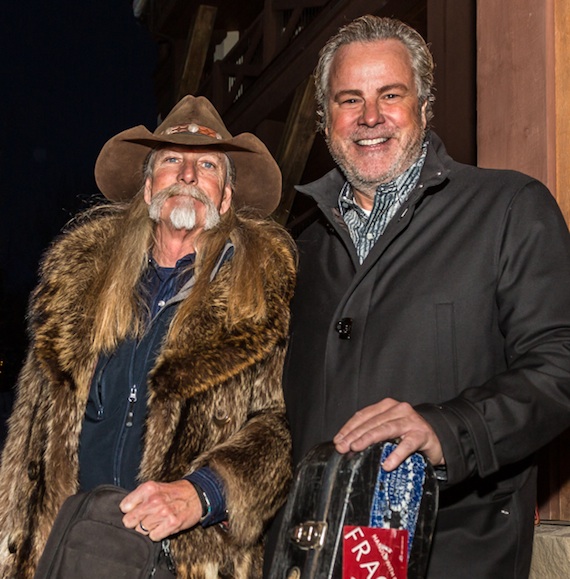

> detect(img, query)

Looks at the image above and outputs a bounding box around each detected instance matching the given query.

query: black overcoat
[283,132,570,578]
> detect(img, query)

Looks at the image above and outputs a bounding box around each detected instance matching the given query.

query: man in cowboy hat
[0,95,297,578]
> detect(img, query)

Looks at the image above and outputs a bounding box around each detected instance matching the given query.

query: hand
[120,480,202,541]
[333,398,445,471]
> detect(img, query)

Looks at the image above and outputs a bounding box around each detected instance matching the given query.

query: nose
[359,99,384,127]
[178,160,197,184]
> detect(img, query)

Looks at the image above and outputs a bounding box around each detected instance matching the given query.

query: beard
[326,117,425,197]
[148,183,221,231]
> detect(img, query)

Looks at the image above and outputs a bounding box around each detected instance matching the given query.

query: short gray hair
[314,15,435,132]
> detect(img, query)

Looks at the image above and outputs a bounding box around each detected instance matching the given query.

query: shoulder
[51,206,123,251]
[31,207,124,311]
[232,212,298,299]
[39,206,123,272]
[429,131,548,197]
[236,211,297,265]
[435,149,555,216]
[455,165,560,220]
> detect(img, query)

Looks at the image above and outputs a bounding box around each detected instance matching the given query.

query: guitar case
[269,441,438,579]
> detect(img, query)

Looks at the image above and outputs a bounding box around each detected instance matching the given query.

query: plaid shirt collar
[338,140,428,263]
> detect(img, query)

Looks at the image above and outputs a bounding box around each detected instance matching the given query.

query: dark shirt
[79,254,196,491]
[79,252,227,525]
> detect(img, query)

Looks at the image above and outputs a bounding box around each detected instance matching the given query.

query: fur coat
[0,210,296,578]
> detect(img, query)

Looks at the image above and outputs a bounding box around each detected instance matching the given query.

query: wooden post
[476,0,569,214]
[177,5,218,100]
[554,0,570,223]
[273,76,317,225]
[263,0,280,66]
[427,0,476,165]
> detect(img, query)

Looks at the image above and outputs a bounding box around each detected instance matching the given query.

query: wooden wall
[427,0,477,166]
[477,0,570,224]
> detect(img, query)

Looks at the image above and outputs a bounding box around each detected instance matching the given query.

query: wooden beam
[223,0,423,133]
[263,0,280,65]
[538,0,570,522]
[272,0,328,8]
[477,0,550,187]
[273,76,317,225]
[427,0,476,165]
[177,5,218,99]
[555,0,570,224]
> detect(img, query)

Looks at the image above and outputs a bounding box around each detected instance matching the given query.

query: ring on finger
[139,521,149,533]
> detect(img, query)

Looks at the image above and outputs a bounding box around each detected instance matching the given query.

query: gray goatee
[148,183,221,231]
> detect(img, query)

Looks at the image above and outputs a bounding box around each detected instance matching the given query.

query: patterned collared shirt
[339,142,428,263]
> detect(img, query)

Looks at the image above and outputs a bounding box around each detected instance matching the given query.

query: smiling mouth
[355,136,390,146]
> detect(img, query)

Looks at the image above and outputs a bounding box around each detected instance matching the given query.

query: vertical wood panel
[273,77,317,224]
[427,0,476,165]
[177,5,218,99]
[477,0,551,187]
[555,0,570,223]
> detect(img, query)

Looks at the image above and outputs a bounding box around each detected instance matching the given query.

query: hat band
[163,123,223,140]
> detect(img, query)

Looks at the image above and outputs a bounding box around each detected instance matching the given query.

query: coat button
[27,460,39,480]
[336,318,353,339]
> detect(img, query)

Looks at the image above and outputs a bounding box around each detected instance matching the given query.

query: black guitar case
[269,441,438,579]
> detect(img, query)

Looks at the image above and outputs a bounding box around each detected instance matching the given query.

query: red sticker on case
[342,526,408,579]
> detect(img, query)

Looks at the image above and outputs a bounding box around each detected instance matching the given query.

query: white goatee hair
[148,184,221,231]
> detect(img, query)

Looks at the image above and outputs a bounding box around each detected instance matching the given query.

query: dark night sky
[0,0,159,390]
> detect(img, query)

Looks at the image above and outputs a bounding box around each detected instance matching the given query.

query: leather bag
[34,485,176,578]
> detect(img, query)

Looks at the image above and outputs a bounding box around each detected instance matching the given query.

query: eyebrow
[155,148,180,158]
[156,148,223,159]
[332,89,363,102]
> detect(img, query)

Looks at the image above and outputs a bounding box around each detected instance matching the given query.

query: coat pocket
[434,302,458,400]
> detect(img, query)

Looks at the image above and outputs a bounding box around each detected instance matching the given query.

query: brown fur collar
[29,210,296,401]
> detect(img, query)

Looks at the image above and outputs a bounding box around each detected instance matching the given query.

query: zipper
[112,291,184,487]
[113,383,138,486]
[149,540,176,577]
[125,384,138,428]
[93,354,114,420]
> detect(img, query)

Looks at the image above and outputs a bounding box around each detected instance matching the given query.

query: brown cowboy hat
[94,95,282,216]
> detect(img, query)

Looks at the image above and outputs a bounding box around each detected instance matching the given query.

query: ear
[143,177,153,206]
[219,184,233,215]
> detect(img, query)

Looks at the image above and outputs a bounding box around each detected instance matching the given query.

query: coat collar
[149,253,291,400]
[294,131,453,274]
[155,240,234,315]
[30,214,294,402]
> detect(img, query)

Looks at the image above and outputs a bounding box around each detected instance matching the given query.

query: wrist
[191,481,212,522]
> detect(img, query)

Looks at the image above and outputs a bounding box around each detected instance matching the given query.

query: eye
[157,153,180,165]
[339,97,362,107]
[199,157,222,172]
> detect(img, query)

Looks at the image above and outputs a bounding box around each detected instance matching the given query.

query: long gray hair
[314,15,435,132]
